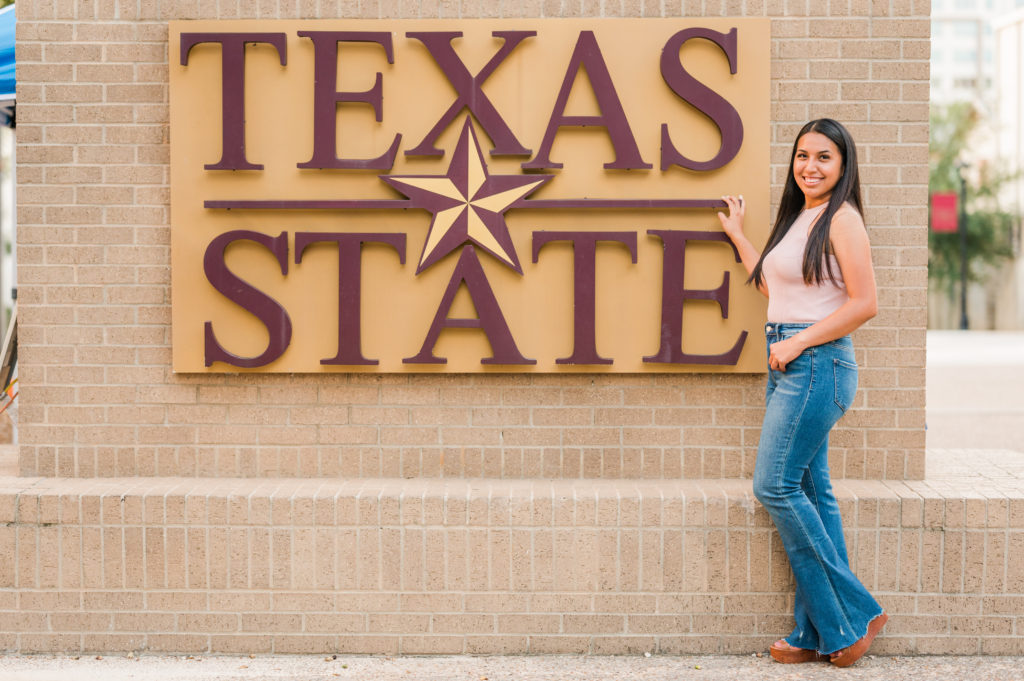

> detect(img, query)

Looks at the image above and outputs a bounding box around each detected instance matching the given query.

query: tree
[928,102,1018,291]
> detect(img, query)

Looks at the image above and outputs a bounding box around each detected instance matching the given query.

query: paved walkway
[926,330,1024,452]
[1,653,1023,681]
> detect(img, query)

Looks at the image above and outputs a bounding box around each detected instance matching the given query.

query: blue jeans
[754,322,883,655]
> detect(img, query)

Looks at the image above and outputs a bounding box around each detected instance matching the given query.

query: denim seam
[803,459,860,651]
[801,471,821,650]
[832,358,857,412]
[770,350,857,651]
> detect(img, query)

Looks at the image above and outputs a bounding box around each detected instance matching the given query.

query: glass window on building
[954,21,977,37]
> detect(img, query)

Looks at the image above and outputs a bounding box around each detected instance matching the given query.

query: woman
[717,119,887,667]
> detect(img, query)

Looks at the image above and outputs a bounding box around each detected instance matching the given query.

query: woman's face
[792,131,843,208]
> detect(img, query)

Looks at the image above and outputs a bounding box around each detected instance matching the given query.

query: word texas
[180,28,743,172]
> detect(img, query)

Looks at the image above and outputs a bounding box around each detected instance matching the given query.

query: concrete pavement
[926,330,1024,452]
[1,652,1023,681]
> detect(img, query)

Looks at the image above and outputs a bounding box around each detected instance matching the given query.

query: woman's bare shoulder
[831,202,867,237]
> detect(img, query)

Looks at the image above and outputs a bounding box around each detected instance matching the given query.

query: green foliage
[0,1,11,8]
[928,102,1018,289]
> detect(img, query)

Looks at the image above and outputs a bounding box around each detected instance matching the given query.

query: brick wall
[14,2,1018,659]
[15,0,929,481]
[3,470,1023,655]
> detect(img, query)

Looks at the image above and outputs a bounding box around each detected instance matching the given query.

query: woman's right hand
[717,195,746,242]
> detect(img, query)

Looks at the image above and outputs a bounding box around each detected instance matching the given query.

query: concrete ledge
[1,474,1023,655]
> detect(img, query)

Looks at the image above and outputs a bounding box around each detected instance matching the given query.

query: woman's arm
[717,195,768,297]
[768,208,877,372]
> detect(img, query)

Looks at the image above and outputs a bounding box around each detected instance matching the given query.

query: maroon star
[382,117,551,275]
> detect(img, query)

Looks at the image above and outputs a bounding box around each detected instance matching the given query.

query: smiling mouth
[802,177,823,186]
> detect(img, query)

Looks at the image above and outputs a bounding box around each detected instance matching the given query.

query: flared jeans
[754,323,883,655]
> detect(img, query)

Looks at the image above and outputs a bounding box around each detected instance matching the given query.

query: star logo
[382,117,551,275]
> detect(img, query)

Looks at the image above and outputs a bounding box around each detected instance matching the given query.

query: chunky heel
[829,612,888,667]
[769,640,829,664]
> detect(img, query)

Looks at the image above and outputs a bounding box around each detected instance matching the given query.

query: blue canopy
[0,5,13,102]
[0,4,14,126]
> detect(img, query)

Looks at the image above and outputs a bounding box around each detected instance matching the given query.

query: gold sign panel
[169,19,770,372]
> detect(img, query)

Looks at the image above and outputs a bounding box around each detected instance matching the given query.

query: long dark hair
[749,118,863,288]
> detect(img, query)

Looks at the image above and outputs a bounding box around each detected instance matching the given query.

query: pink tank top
[763,203,849,323]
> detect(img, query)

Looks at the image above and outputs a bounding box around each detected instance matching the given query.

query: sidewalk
[1,652,1023,681]
[926,330,1024,452]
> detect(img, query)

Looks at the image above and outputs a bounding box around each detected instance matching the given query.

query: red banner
[931,191,958,233]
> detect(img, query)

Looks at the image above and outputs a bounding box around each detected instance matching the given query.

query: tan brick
[981,638,1024,655]
[368,614,431,633]
[20,634,84,654]
[400,635,465,654]
[872,18,929,38]
[592,636,656,654]
[465,635,529,654]
[498,614,560,633]
[240,613,303,632]
[334,635,399,654]
[304,614,364,633]
[528,635,589,653]
[563,614,624,633]
[146,634,210,653]
[210,635,274,654]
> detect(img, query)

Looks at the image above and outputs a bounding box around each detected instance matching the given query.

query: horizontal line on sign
[511,198,727,209]
[204,198,728,210]
[204,200,412,210]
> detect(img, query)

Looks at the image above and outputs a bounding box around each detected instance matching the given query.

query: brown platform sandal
[768,640,829,663]
[829,612,889,667]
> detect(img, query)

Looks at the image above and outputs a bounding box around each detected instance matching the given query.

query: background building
[930,0,1024,328]
[992,8,1024,328]
[931,0,996,106]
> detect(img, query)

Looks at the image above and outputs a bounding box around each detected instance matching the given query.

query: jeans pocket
[833,358,858,412]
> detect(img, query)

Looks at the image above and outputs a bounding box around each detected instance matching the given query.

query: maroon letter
[204,230,292,368]
[405,246,534,365]
[405,31,534,157]
[294,232,406,365]
[643,230,747,365]
[180,33,287,170]
[660,28,743,172]
[297,32,401,170]
[523,31,651,170]
[532,231,637,365]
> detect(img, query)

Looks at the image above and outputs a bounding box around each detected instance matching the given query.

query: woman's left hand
[768,336,807,372]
